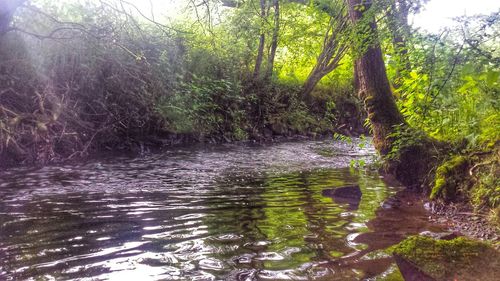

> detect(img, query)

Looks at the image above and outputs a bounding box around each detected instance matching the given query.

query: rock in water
[329,185,362,199]
[391,235,500,281]
[322,185,362,210]
[393,254,436,281]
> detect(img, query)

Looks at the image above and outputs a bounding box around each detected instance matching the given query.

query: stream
[0,139,445,280]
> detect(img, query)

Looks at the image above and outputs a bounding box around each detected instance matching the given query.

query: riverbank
[382,143,500,279]
[367,181,499,280]
[0,132,338,169]
[425,143,500,237]
[428,201,499,242]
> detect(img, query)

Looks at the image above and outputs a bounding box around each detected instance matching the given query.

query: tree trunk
[253,0,266,80]
[302,70,323,99]
[265,0,279,80]
[301,10,348,98]
[347,0,405,155]
[347,0,446,189]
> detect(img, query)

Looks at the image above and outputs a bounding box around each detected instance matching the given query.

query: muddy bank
[428,201,499,242]
[351,187,447,252]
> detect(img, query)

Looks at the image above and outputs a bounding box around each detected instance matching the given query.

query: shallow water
[0,140,443,280]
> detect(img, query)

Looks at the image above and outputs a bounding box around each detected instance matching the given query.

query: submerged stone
[323,185,362,199]
[322,185,362,209]
[393,254,436,281]
[390,235,500,281]
[381,197,402,209]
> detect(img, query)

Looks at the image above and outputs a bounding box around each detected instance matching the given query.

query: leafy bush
[157,76,245,138]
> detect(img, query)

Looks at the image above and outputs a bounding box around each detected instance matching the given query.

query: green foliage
[387,13,500,149]
[468,145,500,211]
[350,158,366,169]
[380,10,500,209]
[0,0,371,166]
[385,125,428,162]
[333,132,353,143]
[0,1,171,164]
[157,76,245,138]
[250,81,339,137]
[472,169,500,209]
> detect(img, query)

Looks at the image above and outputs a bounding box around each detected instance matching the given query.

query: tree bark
[346,0,405,155]
[265,0,279,80]
[346,0,447,190]
[253,0,267,80]
[302,70,324,99]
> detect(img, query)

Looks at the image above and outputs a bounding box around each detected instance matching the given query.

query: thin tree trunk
[265,0,279,80]
[302,69,324,98]
[301,9,349,97]
[253,0,266,80]
[0,13,10,35]
[347,0,405,155]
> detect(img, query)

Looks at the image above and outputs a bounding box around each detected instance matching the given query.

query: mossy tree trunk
[346,0,444,188]
[346,0,406,155]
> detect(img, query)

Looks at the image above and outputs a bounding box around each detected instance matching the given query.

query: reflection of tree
[192,167,399,278]
[255,168,392,267]
[326,176,446,279]
[351,169,395,225]
[199,174,269,271]
[297,169,359,261]
[257,172,315,269]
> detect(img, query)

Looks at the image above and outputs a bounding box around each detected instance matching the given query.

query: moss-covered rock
[430,155,469,201]
[469,145,500,213]
[390,235,500,281]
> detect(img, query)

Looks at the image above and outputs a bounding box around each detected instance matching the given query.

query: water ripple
[0,139,441,280]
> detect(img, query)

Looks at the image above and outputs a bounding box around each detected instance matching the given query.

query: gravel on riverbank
[427,201,499,243]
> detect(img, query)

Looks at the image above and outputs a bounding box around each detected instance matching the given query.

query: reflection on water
[0,140,442,280]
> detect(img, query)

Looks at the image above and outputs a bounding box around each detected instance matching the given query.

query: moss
[390,235,500,281]
[430,155,469,201]
[383,125,444,188]
[376,266,405,281]
[469,145,500,211]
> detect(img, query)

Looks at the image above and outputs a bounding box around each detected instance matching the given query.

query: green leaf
[409,71,419,80]
[486,70,499,86]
